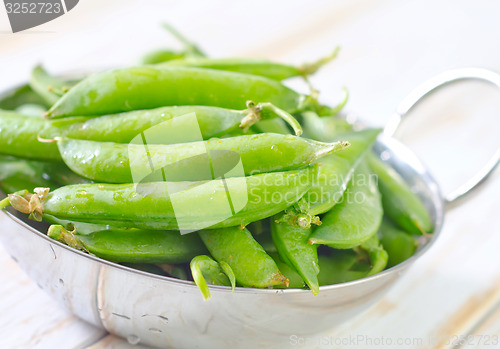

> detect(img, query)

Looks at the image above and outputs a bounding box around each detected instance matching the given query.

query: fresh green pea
[308,161,383,248]
[160,48,339,81]
[57,134,348,183]
[199,226,288,288]
[0,110,60,161]
[50,102,303,144]
[30,65,75,106]
[0,84,48,110]
[269,252,306,289]
[378,219,419,268]
[46,67,318,118]
[47,225,206,264]
[305,128,381,215]
[368,154,433,235]
[6,166,316,230]
[190,255,235,301]
[271,218,319,294]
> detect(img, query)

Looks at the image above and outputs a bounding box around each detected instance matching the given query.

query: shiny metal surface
[0,69,496,348]
[384,68,500,206]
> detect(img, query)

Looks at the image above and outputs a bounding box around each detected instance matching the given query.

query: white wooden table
[1,1,499,348]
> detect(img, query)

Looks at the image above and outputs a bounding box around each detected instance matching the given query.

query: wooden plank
[0,245,106,348]
[463,303,500,349]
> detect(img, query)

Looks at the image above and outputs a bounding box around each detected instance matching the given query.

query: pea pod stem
[47,225,85,251]
[160,47,340,81]
[161,22,205,58]
[242,101,303,136]
[298,46,340,76]
[190,255,235,301]
[0,196,13,209]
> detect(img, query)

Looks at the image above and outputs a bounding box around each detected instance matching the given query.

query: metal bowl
[0,69,498,349]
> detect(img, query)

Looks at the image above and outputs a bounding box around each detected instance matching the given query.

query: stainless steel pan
[0,68,499,349]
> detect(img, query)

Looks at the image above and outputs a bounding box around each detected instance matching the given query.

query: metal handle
[384,68,500,206]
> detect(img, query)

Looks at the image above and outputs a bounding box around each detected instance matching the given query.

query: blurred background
[1,0,499,348]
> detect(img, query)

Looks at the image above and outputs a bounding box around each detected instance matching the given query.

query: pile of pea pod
[0,25,432,300]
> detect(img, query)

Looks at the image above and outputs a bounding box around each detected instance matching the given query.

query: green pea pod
[142,50,186,65]
[379,218,419,268]
[50,102,303,143]
[0,84,48,110]
[0,159,58,194]
[190,255,235,301]
[0,110,60,161]
[39,162,91,186]
[160,48,339,81]
[46,67,317,118]
[15,104,47,118]
[57,134,348,183]
[368,154,433,235]
[30,65,75,106]
[358,233,388,276]
[318,238,388,286]
[5,167,316,230]
[155,263,188,280]
[199,226,288,288]
[301,111,352,142]
[48,225,206,264]
[253,118,291,135]
[269,252,306,289]
[253,227,277,254]
[308,161,383,248]
[44,215,111,236]
[271,218,319,294]
[317,251,366,285]
[305,128,381,215]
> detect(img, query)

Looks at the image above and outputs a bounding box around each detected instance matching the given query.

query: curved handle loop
[384,68,500,206]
